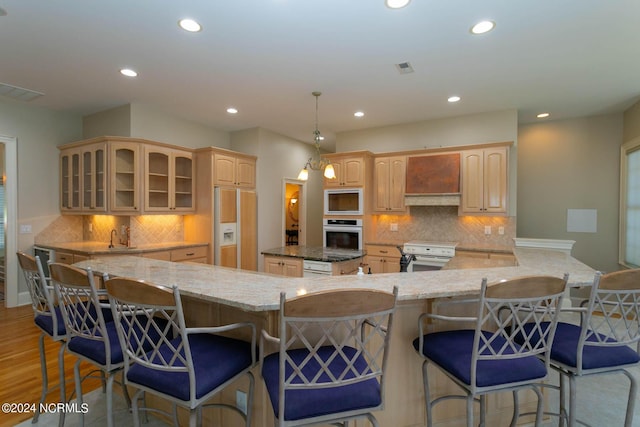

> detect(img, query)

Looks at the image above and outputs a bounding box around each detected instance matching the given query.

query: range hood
[405,153,461,206]
[404,193,461,206]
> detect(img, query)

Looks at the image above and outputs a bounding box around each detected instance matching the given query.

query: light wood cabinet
[460,147,508,215]
[324,154,367,187]
[110,142,140,213]
[263,255,303,277]
[170,246,207,263]
[213,152,256,188]
[60,137,195,215]
[60,143,107,213]
[373,156,406,212]
[365,245,401,274]
[60,148,81,212]
[144,146,194,212]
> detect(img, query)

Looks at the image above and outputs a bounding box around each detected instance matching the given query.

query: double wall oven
[323,218,363,251]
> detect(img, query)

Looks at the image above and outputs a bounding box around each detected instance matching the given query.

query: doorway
[283,179,306,247]
[0,135,16,307]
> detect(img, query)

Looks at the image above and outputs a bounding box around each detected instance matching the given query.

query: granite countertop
[75,247,596,313]
[444,255,517,270]
[35,240,208,255]
[261,246,366,262]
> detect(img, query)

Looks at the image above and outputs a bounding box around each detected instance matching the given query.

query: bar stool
[515,269,640,427]
[105,276,257,427]
[260,286,398,427]
[413,275,567,427]
[16,252,67,426]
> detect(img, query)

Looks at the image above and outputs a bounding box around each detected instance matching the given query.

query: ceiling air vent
[395,61,414,74]
[0,82,44,102]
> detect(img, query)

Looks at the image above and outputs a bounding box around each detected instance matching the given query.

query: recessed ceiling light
[226,107,238,114]
[537,112,550,119]
[386,0,411,9]
[354,111,365,118]
[448,96,461,103]
[120,68,138,77]
[470,20,496,35]
[179,18,202,33]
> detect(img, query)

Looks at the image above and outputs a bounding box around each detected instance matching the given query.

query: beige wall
[623,100,640,142]
[83,104,131,138]
[517,113,623,272]
[336,109,518,152]
[0,97,82,296]
[231,127,324,271]
[83,103,231,149]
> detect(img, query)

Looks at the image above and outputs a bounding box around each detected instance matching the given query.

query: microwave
[324,188,364,216]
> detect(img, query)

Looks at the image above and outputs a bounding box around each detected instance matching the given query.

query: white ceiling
[1,1,639,151]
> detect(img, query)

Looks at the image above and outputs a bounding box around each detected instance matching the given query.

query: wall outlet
[236,390,247,415]
[498,226,504,235]
[390,223,398,232]
[484,225,491,235]
[89,223,93,233]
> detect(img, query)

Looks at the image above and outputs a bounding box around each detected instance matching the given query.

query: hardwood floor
[0,304,101,427]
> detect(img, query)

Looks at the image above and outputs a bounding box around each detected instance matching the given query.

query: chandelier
[297,91,336,181]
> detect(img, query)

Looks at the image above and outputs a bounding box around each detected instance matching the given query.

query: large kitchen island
[75,247,596,427]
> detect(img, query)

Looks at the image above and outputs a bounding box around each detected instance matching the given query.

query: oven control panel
[403,243,456,258]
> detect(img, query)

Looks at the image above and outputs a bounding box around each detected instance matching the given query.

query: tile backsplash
[370,206,516,247]
[35,215,184,246]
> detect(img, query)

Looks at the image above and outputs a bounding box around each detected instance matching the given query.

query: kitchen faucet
[109,229,117,248]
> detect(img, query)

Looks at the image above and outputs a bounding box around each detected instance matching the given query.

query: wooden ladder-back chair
[105,277,257,427]
[260,286,398,427]
[414,275,568,427]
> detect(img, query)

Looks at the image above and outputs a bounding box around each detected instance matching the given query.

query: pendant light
[297,92,335,181]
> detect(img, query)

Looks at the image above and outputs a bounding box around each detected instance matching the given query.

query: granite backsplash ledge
[369,206,516,247]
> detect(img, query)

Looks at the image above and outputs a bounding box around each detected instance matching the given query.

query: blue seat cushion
[261,346,382,422]
[413,330,547,388]
[35,306,66,337]
[35,304,113,338]
[127,333,254,401]
[516,322,640,370]
[67,315,168,366]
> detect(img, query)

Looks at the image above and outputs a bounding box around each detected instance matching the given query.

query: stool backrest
[277,287,398,417]
[580,269,640,353]
[17,252,53,318]
[105,277,190,373]
[49,263,110,345]
[473,275,567,376]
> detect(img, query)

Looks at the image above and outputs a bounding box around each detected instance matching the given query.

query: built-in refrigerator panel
[214,187,257,270]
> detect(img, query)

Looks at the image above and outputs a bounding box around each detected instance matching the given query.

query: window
[620,137,640,267]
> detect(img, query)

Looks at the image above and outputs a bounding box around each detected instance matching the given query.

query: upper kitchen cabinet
[460,146,508,215]
[144,145,194,213]
[110,142,140,213]
[60,137,195,214]
[213,150,256,188]
[60,142,107,213]
[323,152,372,188]
[372,155,406,213]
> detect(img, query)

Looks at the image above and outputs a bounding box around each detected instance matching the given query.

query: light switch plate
[484,225,491,235]
[19,224,32,234]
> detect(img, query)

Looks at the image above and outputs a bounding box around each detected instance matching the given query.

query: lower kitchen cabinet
[142,246,207,263]
[365,245,401,274]
[263,255,303,277]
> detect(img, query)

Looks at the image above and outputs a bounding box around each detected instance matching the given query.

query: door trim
[0,135,17,307]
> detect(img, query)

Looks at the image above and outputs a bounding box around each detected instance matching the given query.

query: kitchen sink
[108,246,137,251]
